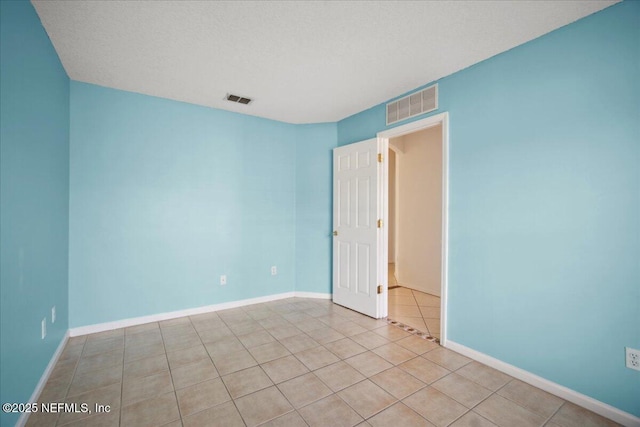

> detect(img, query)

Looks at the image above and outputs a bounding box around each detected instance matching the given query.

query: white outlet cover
[41,318,46,340]
[626,347,640,371]
[271,266,277,275]
[220,275,227,285]
[52,306,56,323]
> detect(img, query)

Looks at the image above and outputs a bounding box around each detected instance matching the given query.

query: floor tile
[549,402,620,427]
[368,402,435,427]
[396,336,439,355]
[58,383,121,426]
[331,321,368,337]
[373,325,411,341]
[314,361,366,392]
[176,377,231,416]
[398,357,449,384]
[298,394,363,427]
[350,332,390,350]
[456,362,511,391]
[125,322,159,336]
[325,338,368,360]
[294,346,340,370]
[204,336,245,358]
[474,394,545,427]
[306,327,346,344]
[76,349,123,375]
[124,340,165,363]
[372,343,417,365]
[235,386,294,427]
[122,370,173,405]
[121,392,180,427]
[159,316,192,328]
[261,355,310,384]
[48,358,78,384]
[166,344,209,369]
[345,351,393,377]
[260,411,308,427]
[420,305,441,319]
[181,400,245,427]
[171,358,219,390]
[248,341,291,364]
[423,347,471,371]
[35,297,612,427]
[389,304,422,317]
[370,367,426,399]
[123,353,169,379]
[280,334,321,353]
[163,332,202,353]
[413,292,440,307]
[211,349,257,376]
[222,365,273,398]
[83,337,124,357]
[388,295,416,305]
[266,324,304,340]
[237,329,276,348]
[277,372,333,409]
[403,387,468,427]
[296,318,328,332]
[450,412,498,427]
[67,365,122,397]
[432,373,492,408]
[497,379,564,418]
[337,379,397,419]
[39,376,72,403]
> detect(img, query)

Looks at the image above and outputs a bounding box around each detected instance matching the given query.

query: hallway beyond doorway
[388,263,441,341]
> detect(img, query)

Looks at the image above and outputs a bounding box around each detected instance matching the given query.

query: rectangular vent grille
[386,84,437,125]
[225,93,252,105]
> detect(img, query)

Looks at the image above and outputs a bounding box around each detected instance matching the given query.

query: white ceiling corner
[31,0,619,124]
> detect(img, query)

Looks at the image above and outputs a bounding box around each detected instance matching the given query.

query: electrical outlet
[41,318,46,340]
[220,275,227,286]
[626,347,640,371]
[51,306,56,323]
[271,266,277,276]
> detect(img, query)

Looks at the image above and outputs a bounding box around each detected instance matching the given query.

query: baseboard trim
[445,340,640,427]
[293,291,332,299]
[69,292,333,337]
[17,330,70,427]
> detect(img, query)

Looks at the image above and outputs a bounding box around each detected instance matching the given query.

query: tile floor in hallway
[27,298,619,427]
[387,264,441,340]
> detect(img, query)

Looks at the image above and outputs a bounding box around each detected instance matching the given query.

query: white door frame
[377,112,450,345]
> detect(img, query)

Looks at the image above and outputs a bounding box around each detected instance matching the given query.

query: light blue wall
[69,82,303,327]
[0,1,70,425]
[295,124,338,293]
[338,2,639,416]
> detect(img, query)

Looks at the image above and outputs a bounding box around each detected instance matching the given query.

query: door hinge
[378,153,383,163]
[377,285,383,294]
[377,219,383,228]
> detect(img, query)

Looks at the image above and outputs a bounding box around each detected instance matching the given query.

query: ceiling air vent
[386,84,437,125]
[225,93,252,105]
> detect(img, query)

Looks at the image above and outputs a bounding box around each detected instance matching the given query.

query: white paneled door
[332,138,386,318]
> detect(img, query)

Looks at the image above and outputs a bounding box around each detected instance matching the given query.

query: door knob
[333,230,338,236]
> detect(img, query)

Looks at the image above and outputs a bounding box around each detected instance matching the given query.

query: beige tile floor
[26,298,619,427]
[388,264,441,340]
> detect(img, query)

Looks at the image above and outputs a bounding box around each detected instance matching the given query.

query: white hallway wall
[395,125,442,296]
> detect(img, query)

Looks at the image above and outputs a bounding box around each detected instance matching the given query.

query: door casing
[377,112,449,345]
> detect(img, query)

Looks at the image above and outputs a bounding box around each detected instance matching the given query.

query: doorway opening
[378,112,449,344]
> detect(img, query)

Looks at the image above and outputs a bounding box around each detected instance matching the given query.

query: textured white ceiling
[32,1,617,124]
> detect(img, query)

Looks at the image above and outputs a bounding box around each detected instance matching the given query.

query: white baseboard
[293,291,332,299]
[17,330,70,427]
[446,340,640,427]
[69,292,332,337]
